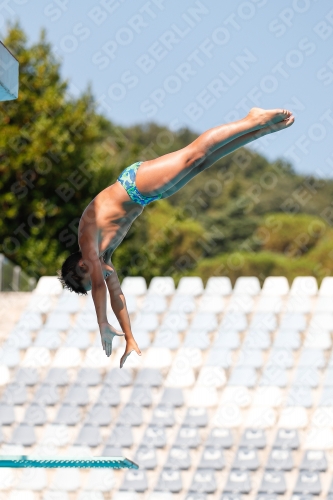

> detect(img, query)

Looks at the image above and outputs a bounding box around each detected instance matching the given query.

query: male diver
[59,108,294,368]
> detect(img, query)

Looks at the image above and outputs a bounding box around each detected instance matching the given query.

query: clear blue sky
[1,0,332,176]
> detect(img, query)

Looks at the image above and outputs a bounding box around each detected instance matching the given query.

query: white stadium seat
[278,407,308,428]
[132,312,159,332]
[233,276,261,295]
[252,386,283,407]
[169,294,196,314]
[144,347,172,368]
[43,493,68,500]
[184,330,210,350]
[256,296,283,313]
[304,331,331,350]
[65,329,90,350]
[0,467,15,490]
[148,276,175,296]
[220,386,251,407]
[298,348,325,368]
[196,366,226,388]
[262,276,289,296]
[229,367,257,387]
[22,347,51,368]
[113,493,139,500]
[246,407,276,428]
[16,312,43,331]
[274,331,300,350]
[198,295,224,313]
[314,296,333,313]
[251,312,277,331]
[160,312,188,332]
[45,313,70,331]
[27,294,52,314]
[175,348,203,368]
[9,491,36,500]
[243,330,271,350]
[0,347,20,367]
[291,276,318,296]
[309,313,333,332]
[284,295,312,313]
[121,277,147,296]
[165,363,195,388]
[0,365,10,385]
[7,329,31,351]
[34,329,62,350]
[220,312,247,331]
[41,424,72,447]
[84,469,115,491]
[214,331,240,350]
[176,277,203,296]
[226,295,254,313]
[34,277,63,296]
[74,312,99,332]
[190,312,218,332]
[304,427,333,449]
[190,386,218,407]
[16,469,47,490]
[54,292,80,314]
[319,277,333,297]
[77,491,104,500]
[140,295,167,314]
[84,347,112,368]
[213,403,243,427]
[51,469,81,491]
[280,313,307,331]
[52,347,82,368]
[204,277,232,296]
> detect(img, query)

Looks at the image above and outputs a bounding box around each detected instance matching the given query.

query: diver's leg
[135,107,293,197]
[159,116,295,199]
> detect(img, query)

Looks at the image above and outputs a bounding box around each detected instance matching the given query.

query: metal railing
[0,254,36,291]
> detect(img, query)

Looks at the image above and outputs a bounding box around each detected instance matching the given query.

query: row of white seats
[0,467,114,492]
[33,275,333,298]
[3,351,333,397]
[1,470,332,499]
[26,291,333,316]
[3,337,333,368]
[11,309,333,335]
[4,329,333,356]
[4,379,333,412]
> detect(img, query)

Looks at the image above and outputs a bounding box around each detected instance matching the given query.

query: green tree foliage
[2,25,333,286]
[0,25,104,278]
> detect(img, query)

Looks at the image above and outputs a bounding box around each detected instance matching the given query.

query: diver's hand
[120,338,142,368]
[99,322,125,357]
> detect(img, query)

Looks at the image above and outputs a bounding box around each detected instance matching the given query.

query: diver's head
[59,251,114,293]
[58,251,88,295]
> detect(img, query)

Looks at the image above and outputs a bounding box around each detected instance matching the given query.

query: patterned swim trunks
[117,161,162,206]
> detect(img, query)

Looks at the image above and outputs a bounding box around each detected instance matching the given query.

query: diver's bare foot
[252,113,295,137]
[247,107,293,131]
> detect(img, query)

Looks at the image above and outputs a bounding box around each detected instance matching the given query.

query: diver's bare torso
[78,181,143,260]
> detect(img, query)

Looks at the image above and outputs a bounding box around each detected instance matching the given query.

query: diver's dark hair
[58,250,87,295]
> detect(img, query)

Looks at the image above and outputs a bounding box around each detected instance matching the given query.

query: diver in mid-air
[59,107,294,368]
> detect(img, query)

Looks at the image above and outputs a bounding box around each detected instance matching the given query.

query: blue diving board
[0,455,138,469]
[0,41,19,101]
